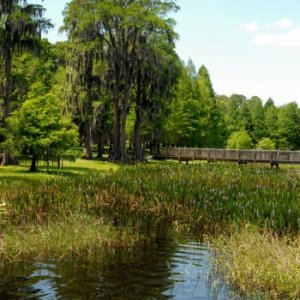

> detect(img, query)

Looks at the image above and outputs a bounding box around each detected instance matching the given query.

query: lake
[0,226,235,299]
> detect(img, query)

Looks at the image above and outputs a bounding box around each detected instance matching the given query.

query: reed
[0,213,149,263]
[211,226,300,299]
[2,162,300,232]
[98,163,300,232]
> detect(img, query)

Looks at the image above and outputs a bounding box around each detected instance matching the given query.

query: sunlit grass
[0,165,52,181]
[2,162,300,232]
[212,226,300,299]
[0,159,118,182]
[62,158,118,172]
[0,213,148,263]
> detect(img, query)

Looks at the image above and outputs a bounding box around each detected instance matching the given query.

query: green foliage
[197,65,215,99]
[164,61,225,147]
[264,103,278,141]
[248,96,265,143]
[225,94,246,134]
[256,137,276,150]
[239,101,253,134]
[7,89,78,159]
[165,97,206,146]
[227,129,253,149]
[2,0,300,160]
[277,102,300,150]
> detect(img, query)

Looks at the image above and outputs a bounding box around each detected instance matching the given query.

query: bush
[227,129,253,149]
[256,137,276,150]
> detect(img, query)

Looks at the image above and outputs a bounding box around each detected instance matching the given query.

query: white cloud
[243,22,259,33]
[273,18,293,30]
[242,18,293,33]
[254,26,300,47]
[242,18,300,48]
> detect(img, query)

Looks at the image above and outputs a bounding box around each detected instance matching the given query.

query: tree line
[166,59,300,151]
[0,0,299,170]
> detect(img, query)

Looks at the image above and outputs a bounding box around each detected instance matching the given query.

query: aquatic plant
[211,226,300,299]
[2,162,300,233]
[0,213,150,263]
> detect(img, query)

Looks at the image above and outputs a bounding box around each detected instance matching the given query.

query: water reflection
[0,227,231,299]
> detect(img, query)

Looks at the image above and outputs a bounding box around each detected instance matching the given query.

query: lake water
[0,228,235,299]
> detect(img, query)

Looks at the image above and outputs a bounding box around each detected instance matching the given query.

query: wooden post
[271,162,279,169]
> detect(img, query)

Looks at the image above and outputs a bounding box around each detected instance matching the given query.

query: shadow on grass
[0,159,119,182]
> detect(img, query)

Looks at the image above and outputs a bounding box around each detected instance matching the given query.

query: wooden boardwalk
[156,147,300,167]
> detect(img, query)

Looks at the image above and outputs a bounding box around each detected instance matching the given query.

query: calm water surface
[0,228,234,300]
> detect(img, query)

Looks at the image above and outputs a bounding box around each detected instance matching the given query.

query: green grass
[211,226,300,299]
[96,163,300,232]
[0,213,149,263]
[2,161,300,232]
[0,165,52,181]
[0,159,118,181]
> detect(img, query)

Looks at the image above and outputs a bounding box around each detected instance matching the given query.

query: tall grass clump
[99,163,300,232]
[0,213,150,263]
[211,226,300,299]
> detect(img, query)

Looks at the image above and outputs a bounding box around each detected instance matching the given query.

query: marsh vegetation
[1,160,300,298]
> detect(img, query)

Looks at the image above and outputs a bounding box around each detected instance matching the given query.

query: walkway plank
[156,148,300,166]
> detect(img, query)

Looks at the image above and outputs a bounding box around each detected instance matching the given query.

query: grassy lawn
[0,159,119,182]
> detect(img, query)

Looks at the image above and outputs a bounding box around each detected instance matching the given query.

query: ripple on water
[0,234,235,299]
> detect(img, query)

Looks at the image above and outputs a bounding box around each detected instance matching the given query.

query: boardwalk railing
[157,148,300,166]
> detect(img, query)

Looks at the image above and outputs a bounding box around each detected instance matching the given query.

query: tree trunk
[83,116,93,159]
[133,104,143,161]
[0,40,15,167]
[30,153,37,172]
[112,98,121,161]
[120,99,128,163]
[82,52,94,160]
[133,71,143,162]
[2,40,12,123]
[111,64,121,161]
[1,152,18,166]
[97,133,105,159]
[150,129,160,156]
[150,103,161,156]
[120,69,133,163]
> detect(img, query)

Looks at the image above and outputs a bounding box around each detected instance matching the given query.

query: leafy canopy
[227,129,253,149]
[7,86,78,156]
[256,137,276,150]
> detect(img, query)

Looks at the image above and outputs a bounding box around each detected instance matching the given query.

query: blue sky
[36,0,300,105]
